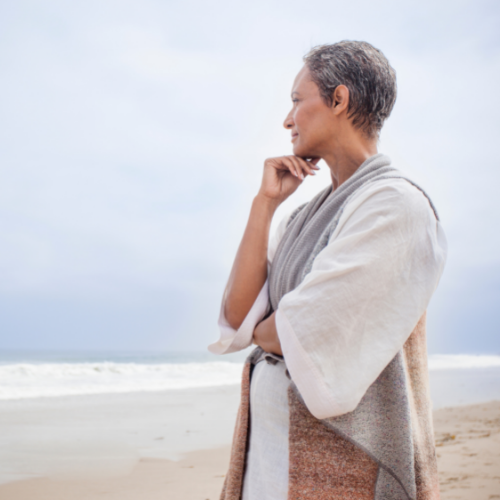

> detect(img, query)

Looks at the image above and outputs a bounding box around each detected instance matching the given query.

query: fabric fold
[276,308,342,419]
[208,280,270,355]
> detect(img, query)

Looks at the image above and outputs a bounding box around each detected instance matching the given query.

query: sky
[0,0,499,354]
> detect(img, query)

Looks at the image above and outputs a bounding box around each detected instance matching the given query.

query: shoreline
[1,363,499,408]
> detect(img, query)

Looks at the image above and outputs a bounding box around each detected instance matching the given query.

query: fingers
[277,156,318,180]
[287,156,305,180]
[275,156,302,180]
[265,156,321,181]
[293,156,320,179]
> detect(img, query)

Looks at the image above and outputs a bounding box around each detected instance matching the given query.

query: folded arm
[276,181,447,419]
[253,311,283,356]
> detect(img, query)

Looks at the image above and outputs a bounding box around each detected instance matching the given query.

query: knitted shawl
[221,154,441,500]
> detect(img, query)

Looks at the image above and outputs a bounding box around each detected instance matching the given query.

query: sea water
[0,350,499,407]
[0,351,499,485]
[0,350,249,400]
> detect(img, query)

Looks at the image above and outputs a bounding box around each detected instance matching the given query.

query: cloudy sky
[0,0,498,353]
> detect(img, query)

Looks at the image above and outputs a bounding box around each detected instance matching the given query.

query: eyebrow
[291,91,300,97]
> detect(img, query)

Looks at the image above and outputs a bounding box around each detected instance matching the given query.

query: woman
[209,41,446,500]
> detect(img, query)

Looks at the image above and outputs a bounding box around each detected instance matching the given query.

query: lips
[291,133,298,142]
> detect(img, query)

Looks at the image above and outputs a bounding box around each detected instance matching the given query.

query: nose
[283,109,294,129]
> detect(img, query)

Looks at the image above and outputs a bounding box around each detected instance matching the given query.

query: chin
[293,142,314,160]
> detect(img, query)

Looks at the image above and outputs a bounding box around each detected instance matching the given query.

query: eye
[292,98,299,103]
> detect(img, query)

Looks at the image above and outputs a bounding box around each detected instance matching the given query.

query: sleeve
[208,209,294,355]
[276,179,447,419]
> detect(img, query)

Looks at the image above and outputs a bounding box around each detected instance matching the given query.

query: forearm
[253,312,283,355]
[223,155,316,330]
[224,194,279,329]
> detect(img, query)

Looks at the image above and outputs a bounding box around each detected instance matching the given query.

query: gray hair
[303,41,397,137]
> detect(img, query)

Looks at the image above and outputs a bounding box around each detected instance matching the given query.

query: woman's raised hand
[258,156,320,205]
[224,155,319,330]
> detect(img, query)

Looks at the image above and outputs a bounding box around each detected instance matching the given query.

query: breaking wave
[1,354,499,400]
[0,361,244,400]
[428,354,500,370]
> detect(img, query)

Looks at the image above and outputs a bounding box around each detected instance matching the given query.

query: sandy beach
[434,401,500,499]
[0,447,231,500]
[0,384,499,499]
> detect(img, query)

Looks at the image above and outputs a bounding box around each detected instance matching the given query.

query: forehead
[291,65,317,96]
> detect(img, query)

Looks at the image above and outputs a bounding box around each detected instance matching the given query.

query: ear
[332,85,349,115]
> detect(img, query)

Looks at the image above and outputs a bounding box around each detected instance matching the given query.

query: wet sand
[0,390,498,499]
[0,447,231,500]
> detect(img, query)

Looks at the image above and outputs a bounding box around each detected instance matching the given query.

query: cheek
[295,107,323,142]
[295,108,312,134]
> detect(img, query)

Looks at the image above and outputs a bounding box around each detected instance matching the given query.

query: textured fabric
[268,153,438,311]
[213,280,271,355]
[271,159,439,499]
[403,315,441,499]
[268,156,439,499]
[318,347,416,499]
[219,361,252,500]
[275,177,446,420]
[288,387,379,499]
[221,317,439,500]
[214,154,444,500]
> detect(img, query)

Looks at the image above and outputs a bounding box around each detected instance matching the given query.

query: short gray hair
[303,41,397,137]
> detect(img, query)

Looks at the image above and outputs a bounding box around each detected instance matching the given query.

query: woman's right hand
[258,156,320,205]
[224,155,319,330]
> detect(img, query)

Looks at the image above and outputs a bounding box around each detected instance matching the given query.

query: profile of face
[284,65,345,160]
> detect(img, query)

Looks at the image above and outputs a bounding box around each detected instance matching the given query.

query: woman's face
[284,65,335,160]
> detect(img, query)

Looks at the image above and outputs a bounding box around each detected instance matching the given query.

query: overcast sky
[0,0,498,353]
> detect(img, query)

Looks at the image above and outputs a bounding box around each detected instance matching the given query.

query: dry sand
[434,400,500,499]
[0,400,498,499]
[0,447,231,500]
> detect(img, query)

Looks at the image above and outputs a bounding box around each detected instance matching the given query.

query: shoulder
[319,176,447,278]
[327,176,445,254]
[341,177,438,228]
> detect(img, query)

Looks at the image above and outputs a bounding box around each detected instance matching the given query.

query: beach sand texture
[0,400,498,499]
[434,401,500,499]
[0,447,230,500]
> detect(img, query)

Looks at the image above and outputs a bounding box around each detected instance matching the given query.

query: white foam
[0,362,244,400]
[428,354,500,370]
[1,354,499,401]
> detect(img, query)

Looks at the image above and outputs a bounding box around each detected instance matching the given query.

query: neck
[322,130,378,189]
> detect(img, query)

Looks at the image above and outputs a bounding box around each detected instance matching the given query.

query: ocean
[1,350,499,407]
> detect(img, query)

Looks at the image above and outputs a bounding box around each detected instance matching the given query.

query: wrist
[253,193,280,213]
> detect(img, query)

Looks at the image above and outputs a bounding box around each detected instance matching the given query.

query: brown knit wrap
[288,387,379,499]
[219,362,251,500]
[403,314,440,500]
